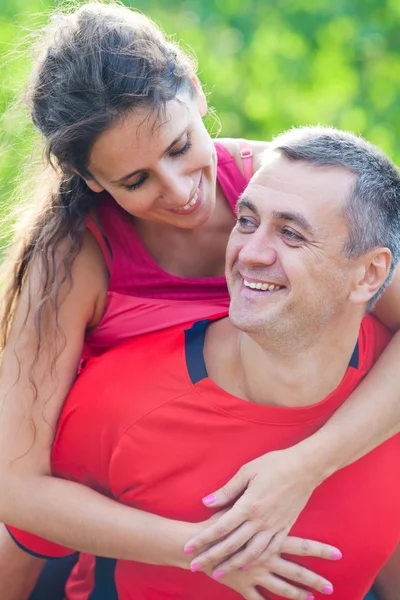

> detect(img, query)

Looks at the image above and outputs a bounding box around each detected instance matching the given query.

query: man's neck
[204,316,362,408]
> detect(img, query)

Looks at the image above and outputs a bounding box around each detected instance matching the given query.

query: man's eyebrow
[236,196,259,215]
[237,198,315,236]
[111,128,187,184]
[272,211,315,236]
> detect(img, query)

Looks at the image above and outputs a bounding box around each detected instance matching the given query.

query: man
[5,127,400,599]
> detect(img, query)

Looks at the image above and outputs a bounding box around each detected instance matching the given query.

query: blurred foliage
[1,0,400,245]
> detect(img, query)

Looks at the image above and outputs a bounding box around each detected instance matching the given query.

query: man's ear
[191,75,208,117]
[349,247,392,305]
[75,171,104,194]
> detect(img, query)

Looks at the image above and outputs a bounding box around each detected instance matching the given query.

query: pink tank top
[83,141,252,358]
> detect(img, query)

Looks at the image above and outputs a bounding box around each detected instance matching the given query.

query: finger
[258,572,315,600]
[202,468,249,508]
[241,588,265,600]
[262,526,291,560]
[210,530,275,575]
[269,554,334,595]
[189,521,256,571]
[185,502,254,554]
[281,536,343,561]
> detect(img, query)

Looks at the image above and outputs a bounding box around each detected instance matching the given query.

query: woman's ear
[84,179,104,194]
[75,171,104,193]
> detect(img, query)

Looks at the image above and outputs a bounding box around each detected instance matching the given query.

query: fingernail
[213,571,224,579]
[322,585,334,595]
[184,546,195,554]
[331,550,342,560]
[306,595,314,600]
[202,494,216,505]
[241,564,251,571]
[190,563,201,572]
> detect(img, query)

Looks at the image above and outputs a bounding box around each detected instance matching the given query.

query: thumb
[202,468,249,508]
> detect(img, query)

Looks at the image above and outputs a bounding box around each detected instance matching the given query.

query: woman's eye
[170,138,192,157]
[124,174,148,191]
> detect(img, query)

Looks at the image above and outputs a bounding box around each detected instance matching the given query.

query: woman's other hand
[185,447,324,571]
[203,536,341,600]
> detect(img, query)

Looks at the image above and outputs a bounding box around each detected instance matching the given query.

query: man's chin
[229,307,278,335]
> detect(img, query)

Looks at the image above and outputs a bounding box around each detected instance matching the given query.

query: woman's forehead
[88,99,192,177]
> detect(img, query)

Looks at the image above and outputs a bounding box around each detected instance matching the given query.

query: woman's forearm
[0,525,45,600]
[2,474,195,567]
[373,543,400,600]
[295,332,400,484]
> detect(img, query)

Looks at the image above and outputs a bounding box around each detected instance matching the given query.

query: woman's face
[85,90,217,229]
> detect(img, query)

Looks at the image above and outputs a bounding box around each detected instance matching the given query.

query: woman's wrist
[163,520,202,570]
[292,433,343,488]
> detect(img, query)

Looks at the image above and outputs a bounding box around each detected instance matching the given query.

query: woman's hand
[203,536,341,600]
[185,448,324,572]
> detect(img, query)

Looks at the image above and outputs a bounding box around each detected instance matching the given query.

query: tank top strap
[238,139,254,183]
[85,213,113,273]
[214,142,250,213]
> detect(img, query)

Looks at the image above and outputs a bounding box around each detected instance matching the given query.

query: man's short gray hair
[268,126,400,309]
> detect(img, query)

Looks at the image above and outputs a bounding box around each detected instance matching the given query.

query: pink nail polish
[331,550,342,560]
[202,494,216,505]
[190,563,201,572]
[184,546,195,554]
[213,571,224,579]
[306,595,314,600]
[322,584,334,595]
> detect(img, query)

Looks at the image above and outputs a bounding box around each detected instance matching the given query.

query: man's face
[226,152,359,351]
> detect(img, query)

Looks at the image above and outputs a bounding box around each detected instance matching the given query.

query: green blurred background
[1,0,400,248]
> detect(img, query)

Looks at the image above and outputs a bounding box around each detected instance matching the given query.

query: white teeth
[243,280,282,292]
[177,190,198,211]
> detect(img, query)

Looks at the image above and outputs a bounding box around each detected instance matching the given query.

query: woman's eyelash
[123,135,192,191]
[170,136,192,157]
[124,174,148,191]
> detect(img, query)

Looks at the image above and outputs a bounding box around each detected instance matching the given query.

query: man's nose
[238,229,277,267]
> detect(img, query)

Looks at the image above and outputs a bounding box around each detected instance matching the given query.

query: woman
[0,2,399,598]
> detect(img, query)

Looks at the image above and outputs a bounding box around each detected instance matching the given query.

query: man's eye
[237,216,256,229]
[282,228,303,242]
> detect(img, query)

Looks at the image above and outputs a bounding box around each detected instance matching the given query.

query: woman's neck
[133,185,236,278]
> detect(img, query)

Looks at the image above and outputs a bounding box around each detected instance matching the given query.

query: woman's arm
[373,543,400,600]
[0,525,45,600]
[0,233,196,564]
[183,270,400,574]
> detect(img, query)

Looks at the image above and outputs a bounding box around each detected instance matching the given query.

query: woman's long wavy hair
[0,1,197,378]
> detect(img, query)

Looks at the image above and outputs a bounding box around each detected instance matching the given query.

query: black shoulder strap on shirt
[185,319,209,384]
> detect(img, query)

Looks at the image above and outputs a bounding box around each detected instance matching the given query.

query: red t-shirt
[8,314,400,600]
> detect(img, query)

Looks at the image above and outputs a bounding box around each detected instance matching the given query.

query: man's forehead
[247,154,355,215]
